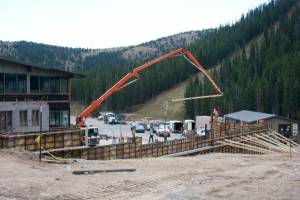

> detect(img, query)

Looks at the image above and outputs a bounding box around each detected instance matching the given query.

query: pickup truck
[108,116,118,124]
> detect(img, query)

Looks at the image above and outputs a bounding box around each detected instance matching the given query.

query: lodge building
[0,57,82,134]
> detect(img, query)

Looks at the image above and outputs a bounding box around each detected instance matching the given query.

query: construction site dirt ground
[0,150,299,200]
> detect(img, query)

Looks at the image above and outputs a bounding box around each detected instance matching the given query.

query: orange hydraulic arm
[76,48,223,127]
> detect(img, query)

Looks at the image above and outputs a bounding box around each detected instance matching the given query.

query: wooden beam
[162,145,218,157]
[255,134,289,150]
[270,131,300,147]
[217,141,271,154]
[169,94,222,102]
[224,139,277,154]
[72,169,136,175]
[240,136,289,153]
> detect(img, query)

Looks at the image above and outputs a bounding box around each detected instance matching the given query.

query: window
[17,74,27,93]
[30,76,39,93]
[20,110,28,127]
[32,110,39,126]
[50,77,60,93]
[61,111,68,127]
[60,78,68,93]
[0,111,12,132]
[50,111,68,127]
[40,76,50,93]
[50,111,60,127]
[5,73,17,93]
[0,73,4,93]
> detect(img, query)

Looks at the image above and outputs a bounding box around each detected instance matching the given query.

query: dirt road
[0,149,299,200]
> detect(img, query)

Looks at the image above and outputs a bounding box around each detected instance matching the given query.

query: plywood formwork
[3,122,287,160]
[0,129,81,151]
[38,126,273,160]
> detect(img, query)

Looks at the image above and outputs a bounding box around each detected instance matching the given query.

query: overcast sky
[0,0,270,49]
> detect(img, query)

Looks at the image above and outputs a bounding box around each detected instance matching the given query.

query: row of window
[30,76,68,94]
[0,73,68,94]
[0,110,68,133]
[0,111,12,132]
[0,73,26,93]
[0,110,37,132]
[18,110,69,128]
[19,110,40,127]
[50,111,68,127]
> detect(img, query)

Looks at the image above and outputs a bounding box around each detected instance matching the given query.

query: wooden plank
[163,146,215,157]
[72,169,136,175]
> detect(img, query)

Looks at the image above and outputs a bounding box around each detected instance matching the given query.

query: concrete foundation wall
[44,129,267,160]
[0,102,49,133]
[0,129,80,150]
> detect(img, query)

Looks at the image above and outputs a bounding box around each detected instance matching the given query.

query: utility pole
[39,106,43,162]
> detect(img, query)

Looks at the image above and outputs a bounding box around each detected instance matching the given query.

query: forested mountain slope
[75,0,296,114]
[0,30,202,72]
[185,0,300,119]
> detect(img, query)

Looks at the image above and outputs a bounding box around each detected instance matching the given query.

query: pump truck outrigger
[76,48,223,130]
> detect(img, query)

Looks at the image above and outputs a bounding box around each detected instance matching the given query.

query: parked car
[151,123,160,134]
[139,123,148,131]
[108,116,118,124]
[104,112,115,124]
[156,124,171,137]
[196,128,206,136]
[98,115,104,121]
[115,114,126,124]
[118,120,127,125]
[146,124,151,131]
[134,125,145,133]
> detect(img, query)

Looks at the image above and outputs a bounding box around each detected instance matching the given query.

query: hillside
[136,0,300,120]
[134,81,186,120]
[134,70,214,120]
[185,0,300,119]
[0,30,202,72]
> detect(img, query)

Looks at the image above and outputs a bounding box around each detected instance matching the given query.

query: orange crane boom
[76,48,223,127]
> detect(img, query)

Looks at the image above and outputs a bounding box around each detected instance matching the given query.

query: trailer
[169,120,183,133]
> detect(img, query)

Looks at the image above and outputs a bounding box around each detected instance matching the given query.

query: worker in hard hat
[211,108,219,123]
[131,126,136,143]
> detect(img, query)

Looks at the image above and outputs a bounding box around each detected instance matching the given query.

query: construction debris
[42,158,69,164]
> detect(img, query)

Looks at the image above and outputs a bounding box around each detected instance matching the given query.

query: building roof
[224,110,275,123]
[0,56,84,78]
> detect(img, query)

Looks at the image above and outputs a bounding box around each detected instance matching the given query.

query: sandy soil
[0,150,299,200]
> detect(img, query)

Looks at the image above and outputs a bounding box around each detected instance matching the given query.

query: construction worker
[131,126,136,143]
[164,133,168,143]
[211,108,219,123]
[148,127,154,143]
